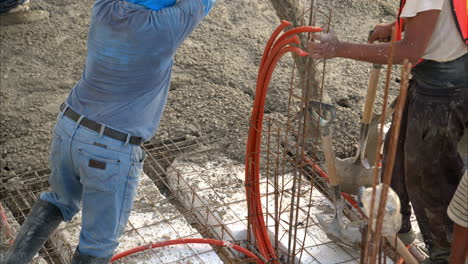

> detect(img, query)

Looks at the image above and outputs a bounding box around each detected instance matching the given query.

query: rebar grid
[142,135,262,263]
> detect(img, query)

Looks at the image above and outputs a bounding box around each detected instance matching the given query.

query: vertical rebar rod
[266,119,272,230]
[274,126,281,255]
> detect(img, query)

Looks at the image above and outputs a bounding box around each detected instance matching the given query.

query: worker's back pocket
[78,147,121,192]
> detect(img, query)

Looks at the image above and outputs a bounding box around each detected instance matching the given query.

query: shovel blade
[317,214,362,248]
[335,157,377,195]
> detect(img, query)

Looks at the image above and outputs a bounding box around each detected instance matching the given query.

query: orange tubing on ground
[109,238,263,264]
[245,22,322,263]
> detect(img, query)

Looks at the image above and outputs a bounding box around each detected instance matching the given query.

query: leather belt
[60,104,143,145]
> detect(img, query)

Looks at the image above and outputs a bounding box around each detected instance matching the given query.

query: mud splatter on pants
[383,54,468,251]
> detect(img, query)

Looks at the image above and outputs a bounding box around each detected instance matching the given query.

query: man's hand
[368,22,395,43]
[307,29,341,59]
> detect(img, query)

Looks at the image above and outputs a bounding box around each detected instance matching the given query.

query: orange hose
[109,238,263,264]
[247,41,303,260]
[259,20,292,72]
[245,22,321,263]
[276,26,323,44]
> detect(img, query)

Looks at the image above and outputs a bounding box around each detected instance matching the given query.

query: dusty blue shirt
[66,0,215,141]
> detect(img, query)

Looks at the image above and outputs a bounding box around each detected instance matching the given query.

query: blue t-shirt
[124,0,176,11]
[66,0,215,141]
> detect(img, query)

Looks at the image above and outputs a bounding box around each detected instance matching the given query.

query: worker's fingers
[310,53,326,59]
[310,32,323,41]
[308,27,339,59]
[308,41,321,50]
[368,32,379,43]
[308,45,326,59]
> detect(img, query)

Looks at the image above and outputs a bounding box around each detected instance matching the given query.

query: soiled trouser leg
[383,88,412,232]
[404,85,467,250]
[383,83,430,242]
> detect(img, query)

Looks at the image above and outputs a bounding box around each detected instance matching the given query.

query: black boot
[71,249,112,264]
[3,199,63,264]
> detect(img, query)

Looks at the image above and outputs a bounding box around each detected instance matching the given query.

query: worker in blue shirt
[3,0,216,263]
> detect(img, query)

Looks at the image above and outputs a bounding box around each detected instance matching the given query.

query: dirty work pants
[40,105,145,258]
[0,0,25,13]
[383,77,467,249]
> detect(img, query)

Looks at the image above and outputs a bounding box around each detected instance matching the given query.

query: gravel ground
[0,0,400,179]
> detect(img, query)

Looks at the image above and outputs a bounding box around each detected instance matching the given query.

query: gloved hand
[368,22,395,43]
[307,28,341,59]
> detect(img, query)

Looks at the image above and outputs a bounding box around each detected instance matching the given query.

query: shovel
[308,101,361,248]
[335,63,382,195]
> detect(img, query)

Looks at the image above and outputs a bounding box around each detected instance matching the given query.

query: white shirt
[401,0,468,62]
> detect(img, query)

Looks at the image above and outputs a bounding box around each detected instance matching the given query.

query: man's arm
[308,10,440,65]
[159,0,215,45]
[448,171,468,264]
[450,223,468,264]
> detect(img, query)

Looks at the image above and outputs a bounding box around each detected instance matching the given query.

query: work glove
[307,28,341,59]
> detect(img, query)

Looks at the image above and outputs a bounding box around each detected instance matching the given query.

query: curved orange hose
[253,47,309,262]
[246,39,302,259]
[259,21,292,73]
[109,238,263,264]
[276,26,323,44]
[246,22,322,263]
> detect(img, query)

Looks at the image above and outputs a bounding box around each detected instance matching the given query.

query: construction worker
[0,0,49,26]
[2,0,216,263]
[308,0,467,263]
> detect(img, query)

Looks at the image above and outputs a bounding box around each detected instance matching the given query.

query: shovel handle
[385,235,419,264]
[321,133,340,186]
[361,64,381,125]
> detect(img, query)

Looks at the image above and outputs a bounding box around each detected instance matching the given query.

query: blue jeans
[40,105,145,258]
[0,0,26,13]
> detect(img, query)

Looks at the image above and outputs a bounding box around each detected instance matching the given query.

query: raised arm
[159,0,216,45]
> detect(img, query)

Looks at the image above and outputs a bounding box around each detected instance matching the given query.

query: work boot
[71,249,112,264]
[3,199,64,264]
[0,0,49,26]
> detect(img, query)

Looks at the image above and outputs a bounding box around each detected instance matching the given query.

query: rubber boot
[3,199,64,264]
[71,249,112,264]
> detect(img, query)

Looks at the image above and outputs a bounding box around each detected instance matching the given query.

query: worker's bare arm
[308,10,440,65]
[450,223,468,264]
